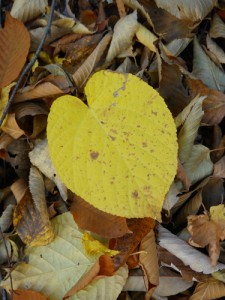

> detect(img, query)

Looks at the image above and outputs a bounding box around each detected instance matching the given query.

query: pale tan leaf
[139,229,159,287]
[163,182,180,211]
[206,35,225,64]
[157,225,225,274]
[0,204,15,232]
[29,138,67,200]
[155,0,216,21]
[11,0,48,23]
[106,11,138,62]
[177,95,204,164]
[209,14,225,39]
[136,23,157,52]
[192,37,225,92]
[72,32,112,89]
[190,281,225,300]
[1,113,25,139]
[123,0,153,27]
[11,178,27,203]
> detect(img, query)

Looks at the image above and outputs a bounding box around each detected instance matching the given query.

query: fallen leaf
[70,195,130,238]
[209,14,225,39]
[214,156,225,177]
[0,83,15,125]
[13,166,54,246]
[12,289,47,300]
[190,281,225,300]
[106,11,138,62]
[136,23,157,52]
[157,224,225,274]
[11,0,48,23]
[47,70,178,219]
[1,113,25,139]
[0,204,15,232]
[187,205,225,266]
[0,13,30,88]
[206,35,225,64]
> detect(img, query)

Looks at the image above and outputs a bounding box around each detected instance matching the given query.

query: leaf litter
[2,0,225,299]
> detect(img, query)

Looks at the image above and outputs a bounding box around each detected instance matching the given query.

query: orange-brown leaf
[0,13,30,88]
[70,195,130,238]
[13,289,47,300]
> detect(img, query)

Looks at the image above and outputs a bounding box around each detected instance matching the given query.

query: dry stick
[0,0,57,127]
[116,0,126,18]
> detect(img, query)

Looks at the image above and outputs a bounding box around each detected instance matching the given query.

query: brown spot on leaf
[132,190,138,198]
[90,151,99,160]
[109,135,116,141]
[142,142,147,147]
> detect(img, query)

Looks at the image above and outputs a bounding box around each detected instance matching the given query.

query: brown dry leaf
[1,113,25,139]
[63,255,115,299]
[202,177,224,210]
[111,218,155,270]
[11,178,27,203]
[106,11,138,62]
[70,195,130,238]
[11,0,48,23]
[214,156,225,177]
[0,13,30,88]
[209,14,225,39]
[12,289,47,300]
[190,281,225,300]
[176,159,191,191]
[187,208,225,266]
[72,32,112,89]
[206,35,225,64]
[187,77,225,125]
[13,166,54,246]
[139,229,159,297]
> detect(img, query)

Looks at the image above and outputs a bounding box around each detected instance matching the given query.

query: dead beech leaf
[187,78,225,125]
[70,195,130,239]
[12,289,47,300]
[190,281,225,300]
[11,0,47,23]
[176,160,191,191]
[106,11,138,62]
[192,37,225,92]
[13,166,54,246]
[187,206,225,266]
[155,0,216,21]
[0,13,30,88]
[1,113,25,139]
[139,229,159,291]
[72,32,112,89]
[214,156,225,178]
[111,218,155,270]
[209,14,225,39]
[206,35,225,64]
[136,23,157,52]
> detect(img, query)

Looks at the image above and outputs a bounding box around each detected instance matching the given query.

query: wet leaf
[0,13,30,88]
[47,70,178,219]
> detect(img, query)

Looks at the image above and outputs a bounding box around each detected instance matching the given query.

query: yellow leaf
[0,83,16,126]
[47,70,178,219]
[82,232,119,257]
[210,204,225,221]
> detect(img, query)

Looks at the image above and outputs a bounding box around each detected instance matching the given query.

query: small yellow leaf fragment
[210,204,225,221]
[82,232,119,257]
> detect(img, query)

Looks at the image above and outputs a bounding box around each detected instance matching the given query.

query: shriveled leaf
[190,281,225,300]
[70,195,130,239]
[72,32,112,89]
[187,78,225,125]
[209,14,225,39]
[12,289,47,300]
[183,145,213,184]
[111,218,155,270]
[139,229,159,287]
[155,0,216,21]
[0,213,98,299]
[0,13,30,88]
[157,225,225,274]
[11,0,47,23]
[47,71,178,219]
[68,264,128,300]
[0,204,15,232]
[106,11,138,62]
[136,23,157,52]
[13,167,54,246]
[177,96,204,164]
[187,205,225,266]
[192,37,225,92]
[29,138,67,200]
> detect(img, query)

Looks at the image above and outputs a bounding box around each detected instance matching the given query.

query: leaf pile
[2,0,225,299]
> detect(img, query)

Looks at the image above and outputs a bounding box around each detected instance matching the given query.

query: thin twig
[0,226,13,298]
[0,0,56,127]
